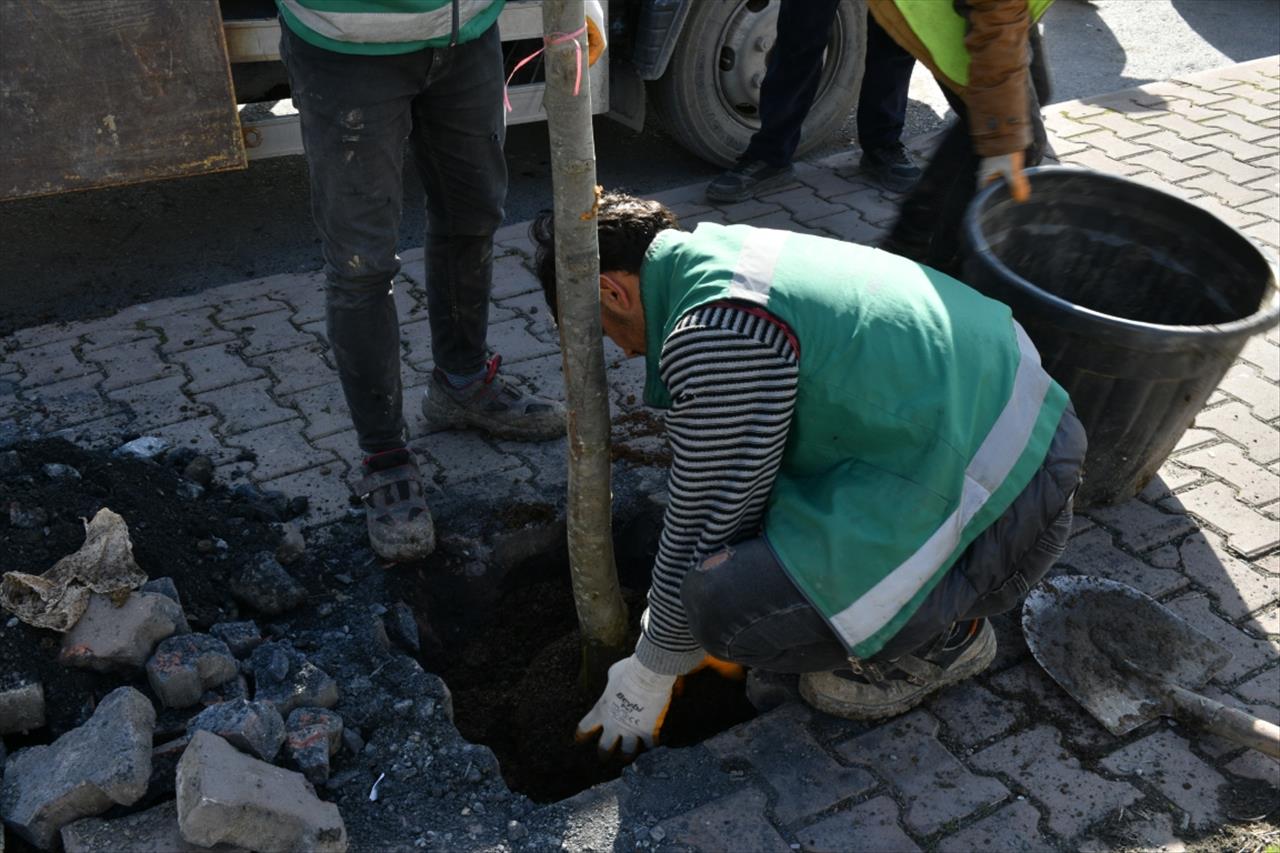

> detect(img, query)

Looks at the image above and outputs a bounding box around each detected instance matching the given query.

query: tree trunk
[541,0,630,694]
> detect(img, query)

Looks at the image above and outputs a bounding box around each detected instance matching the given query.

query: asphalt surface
[1,0,1277,335]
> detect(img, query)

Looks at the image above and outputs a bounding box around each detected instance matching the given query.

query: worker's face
[599,272,646,358]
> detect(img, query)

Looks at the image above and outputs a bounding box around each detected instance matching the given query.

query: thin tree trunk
[541,0,629,694]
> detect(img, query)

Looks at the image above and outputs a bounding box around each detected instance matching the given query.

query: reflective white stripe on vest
[828,322,1053,649]
[280,0,489,44]
[727,228,790,305]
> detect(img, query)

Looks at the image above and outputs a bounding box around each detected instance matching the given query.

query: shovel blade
[1022,575,1231,736]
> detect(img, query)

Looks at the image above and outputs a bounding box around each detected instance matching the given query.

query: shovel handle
[1168,683,1280,758]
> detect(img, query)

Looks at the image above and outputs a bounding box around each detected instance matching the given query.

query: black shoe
[860,143,922,192]
[706,160,796,203]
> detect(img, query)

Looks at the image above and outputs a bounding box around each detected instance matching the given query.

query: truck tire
[650,0,866,168]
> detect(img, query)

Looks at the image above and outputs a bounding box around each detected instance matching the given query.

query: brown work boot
[799,619,996,720]
[422,355,565,441]
[355,448,435,562]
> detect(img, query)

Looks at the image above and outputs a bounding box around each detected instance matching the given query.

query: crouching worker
[532,192,1085,758]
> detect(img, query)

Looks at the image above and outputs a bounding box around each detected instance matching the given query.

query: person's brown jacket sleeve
[958,0,1033,157]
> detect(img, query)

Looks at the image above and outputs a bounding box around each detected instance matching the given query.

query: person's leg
[706,0,841,202]
[856,12,921,191]
[409,25,564,440]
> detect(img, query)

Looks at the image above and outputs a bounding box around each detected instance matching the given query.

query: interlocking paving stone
[1238,337,1280,383]
[826,187,901,226]
[1203,111,1280,144]
[1142,111,1223,140]
[1057,527,1189,598]
[1249,605,1279,636]
[488,317,557,365]
[1189,149,1273,186]
[410,429,523,485]
[935,799,1049,853]
[215,293,290,323]
[223,420,336,481]
[504,352,568,402]
[198,379,297,436]
[1162,481,1279,558]
[1072,128,1152,159]
[808,210,884,244]
[171,342,264,395]
[12,339,95,388]
[836,710,1008,836]
[1166,593,1279,683]
[795,796,920,853]
[1217,364,1280,422]
[988,662,1115,751]
[792,163,866,200]
[246,345,338,396]
[1233,667,1280,708]
[491,254,540,300]
[258,464,353,527]
[713,197,785,223]
[233,310,318,358]
[1224,749,1280,788]
[759,186,846,224]
[970,725,1140,839]
[740,210,826,236]
[1198,131,1277,163]
[145,416,234,463]
[1179,171,1272,207]
[50,415,131,448]
[1099,730,1226,830]
[1173,428,1217,453]
[282,381,352,441]
[80,324,155,352]
[927,681,1022,747]
[1178,531,1280,621]
[143,310,237,354]
[658,787,791,853]
[1064,147,1146,176]
[1135,130,1218,161]
[107,375,205,431]
[703,704,875,825]
[1083,500,1198,553]
[1139,461,1201,502]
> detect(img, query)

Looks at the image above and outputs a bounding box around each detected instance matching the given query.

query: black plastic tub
[962,166,1280,507]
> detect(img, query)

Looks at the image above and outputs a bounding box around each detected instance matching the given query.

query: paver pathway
[2,57,1278,851]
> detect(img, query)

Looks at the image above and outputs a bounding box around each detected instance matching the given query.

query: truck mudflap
[0,0,246,201]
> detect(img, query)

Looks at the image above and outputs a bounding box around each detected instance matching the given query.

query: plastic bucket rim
[963,165,1280,341]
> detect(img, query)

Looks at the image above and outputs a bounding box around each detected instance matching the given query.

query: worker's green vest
[641,224,1068,658]
[894,0,1054,87]
[277,0,505,55]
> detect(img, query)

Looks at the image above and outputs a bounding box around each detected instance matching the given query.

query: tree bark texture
[541,0,630,693]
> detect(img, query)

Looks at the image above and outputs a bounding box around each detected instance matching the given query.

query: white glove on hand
[576,656,676,758]
[585,0,608,66]
[977,151,1030,202]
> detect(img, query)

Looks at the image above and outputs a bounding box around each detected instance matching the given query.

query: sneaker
[705,159,796,203]
[860,142,922,193]
[356,448,435,562]
[798,619,996,720]
[422,355,565,441]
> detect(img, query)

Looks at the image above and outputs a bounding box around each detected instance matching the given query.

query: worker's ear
[599,274,633,312]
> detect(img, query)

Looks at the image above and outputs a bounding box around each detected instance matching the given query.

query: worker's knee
[680,549,737,656]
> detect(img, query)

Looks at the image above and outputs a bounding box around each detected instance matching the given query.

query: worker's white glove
[576,655,676,759]
[585,0,607,66]
[977,151,1030,202]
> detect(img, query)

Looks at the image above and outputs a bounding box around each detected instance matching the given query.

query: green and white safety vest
[640,224,1068,658]
[277,0,505,55]
[892,0,1053,87]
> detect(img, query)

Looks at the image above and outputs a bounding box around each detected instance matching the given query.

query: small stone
[183,455,214,486]
[393,699,413,715]
[201,675,249,705]
[285,708,344,784]
[42,463,80,480]
[0,450,20,476]
[230,554,306,615]
[146,634,239,709]
[196,539,215,554]
[275,523,306,566]
[384,602,420,653]
[465,765,482,784]
[176,730,346,852]
[209,621,263,658]
[60,592,187,672]
[508,820,528,841]
[7,501,47,529]
[649,826,666,842]
[0,687,155,850]
[250,642,340,717]
[115,436,169,460]
[176,481,205,501]
[189,699,286,762]
[332,574,353,586]
[341,727,364,756]
[261,645,290,681]
[0,680,45,734]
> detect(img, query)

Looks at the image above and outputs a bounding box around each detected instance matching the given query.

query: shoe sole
[860,160,919,194]
[422,389,565,442]
[369,515,436,563]
[798,622,996,721]
[705,168,797,204]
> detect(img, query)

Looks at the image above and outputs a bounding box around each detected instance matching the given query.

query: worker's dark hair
[530,190,680,321]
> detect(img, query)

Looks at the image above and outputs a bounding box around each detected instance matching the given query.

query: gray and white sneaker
[422,355,565,441]
[356,448,435,562]
[799,619,996,720]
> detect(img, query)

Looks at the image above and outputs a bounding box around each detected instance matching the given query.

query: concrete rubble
[62,800,247,852]
[176,729,348,852]
[146,633,239,708]
[230,553,307,615]
[59,591,187,672]
[189,699,286,763]
[209,620,264,657]
[251,641,340,717]
[284,707,344,784]
[0,686,155,849]
[0,679,46,734]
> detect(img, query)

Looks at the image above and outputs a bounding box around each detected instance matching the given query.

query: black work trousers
[744,1,916,168]
[883,29,1051,275]
[280,24,507,454]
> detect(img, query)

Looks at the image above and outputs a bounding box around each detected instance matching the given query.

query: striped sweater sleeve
[633,304,799,676]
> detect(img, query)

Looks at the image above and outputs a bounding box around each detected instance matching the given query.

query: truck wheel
[650,0,866,168]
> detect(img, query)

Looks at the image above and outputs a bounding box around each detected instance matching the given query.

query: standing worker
[277,0,606,561]
[706,2,922,202]
[532,192,1085,758]
[871,0,1054,273]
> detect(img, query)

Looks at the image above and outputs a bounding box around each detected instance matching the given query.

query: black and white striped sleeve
[632,303,799,676]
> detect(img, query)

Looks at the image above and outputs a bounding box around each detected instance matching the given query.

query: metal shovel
[1022,574,1280,757]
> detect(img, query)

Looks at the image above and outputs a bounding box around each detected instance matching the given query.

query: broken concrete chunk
[285,708,344,784]
[60,591,187,672]
[183,455,214,487]
[250,642,340,717]
[189,699,286,763]
[0,686,155,850]
[201,674,249,706]
[63,799,247,852]
[230,554,306,615]
[209,620,263,658]
[0,679,46,734]
[275,523,306,566]
[177,730,347,852]
[42,463,81,480]
[115,436,169,460]
[146,634,239,708]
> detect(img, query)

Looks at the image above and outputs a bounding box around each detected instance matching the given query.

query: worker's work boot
[706,159,796,204]
[422,355,565,441]
[356,448,435,562]
[798,619,996,720]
